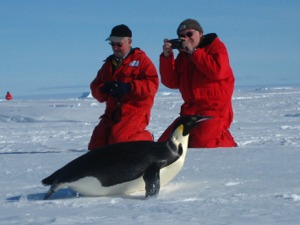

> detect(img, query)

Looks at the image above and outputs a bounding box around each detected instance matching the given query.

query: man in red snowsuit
[5,91,12,100]
[88,24,159,150]
[158,19,237,148]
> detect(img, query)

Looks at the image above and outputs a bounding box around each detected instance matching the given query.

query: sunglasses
[109,42,123,47]
[179,31,194,38]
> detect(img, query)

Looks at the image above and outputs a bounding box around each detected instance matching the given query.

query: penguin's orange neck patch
[178,125,184,134]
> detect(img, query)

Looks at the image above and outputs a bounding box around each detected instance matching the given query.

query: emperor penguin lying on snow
[42,115,211,199]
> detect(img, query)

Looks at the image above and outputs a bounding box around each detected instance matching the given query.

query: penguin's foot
[145,179,160,199]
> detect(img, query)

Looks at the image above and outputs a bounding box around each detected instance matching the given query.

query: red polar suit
[5,92,12,100]
[88,48,159,150]
[158,33,237,148]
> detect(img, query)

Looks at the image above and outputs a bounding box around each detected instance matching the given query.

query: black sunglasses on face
[109,42,123,47]
[179,31,194,38]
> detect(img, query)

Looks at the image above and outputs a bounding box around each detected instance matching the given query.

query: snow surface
[1,86,300,225]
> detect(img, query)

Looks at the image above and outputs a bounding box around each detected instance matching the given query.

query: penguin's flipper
[143,162,164,198]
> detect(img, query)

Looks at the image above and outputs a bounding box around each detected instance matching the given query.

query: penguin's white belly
[60,155,186,196]
[160,155,185,186]
[65,176,145,196]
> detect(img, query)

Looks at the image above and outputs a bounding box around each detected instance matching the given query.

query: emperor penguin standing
[42,115,211,199]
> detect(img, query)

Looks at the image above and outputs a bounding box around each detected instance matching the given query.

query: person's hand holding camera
[163,38,195,56]
[181,38,196,55]
[162,39,173,57]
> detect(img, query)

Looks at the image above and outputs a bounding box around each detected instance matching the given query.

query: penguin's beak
[195,115,213,123]
[182,115,212,136]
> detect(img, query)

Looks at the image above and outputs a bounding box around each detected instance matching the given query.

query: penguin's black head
[173,115,212,136]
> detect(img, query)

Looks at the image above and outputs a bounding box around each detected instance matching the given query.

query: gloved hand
[101,81,117,94]
[101,81,131,98]
[110,82,131,98]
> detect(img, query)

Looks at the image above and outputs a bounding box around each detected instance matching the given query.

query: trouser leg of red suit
[109,111,153,143]
[88,113,153,150]
[157,116,237,148]
[88,116,112,150]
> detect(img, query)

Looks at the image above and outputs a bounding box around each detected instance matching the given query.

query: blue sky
[1,0,300,98]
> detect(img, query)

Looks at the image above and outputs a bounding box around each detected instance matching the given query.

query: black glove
[101,81,117,94]
[110,82,131,98]
[101,81,131,98]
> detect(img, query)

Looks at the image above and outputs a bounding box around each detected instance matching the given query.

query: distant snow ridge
[79,92,93,99]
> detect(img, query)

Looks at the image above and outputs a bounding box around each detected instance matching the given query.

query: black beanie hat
[177,19,203,35]
[106,24,132,42]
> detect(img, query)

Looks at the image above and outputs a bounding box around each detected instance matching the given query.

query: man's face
[179,29,202,48]
[110,37,132,58]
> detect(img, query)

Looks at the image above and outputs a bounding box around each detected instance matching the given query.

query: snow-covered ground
[1,86,300,225]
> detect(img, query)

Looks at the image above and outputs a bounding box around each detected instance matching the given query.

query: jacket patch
[129,60,140,67]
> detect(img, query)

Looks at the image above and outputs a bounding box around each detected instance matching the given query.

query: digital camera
[167,39,183,49]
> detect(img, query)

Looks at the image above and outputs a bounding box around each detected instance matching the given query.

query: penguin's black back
[42,140,180,187]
